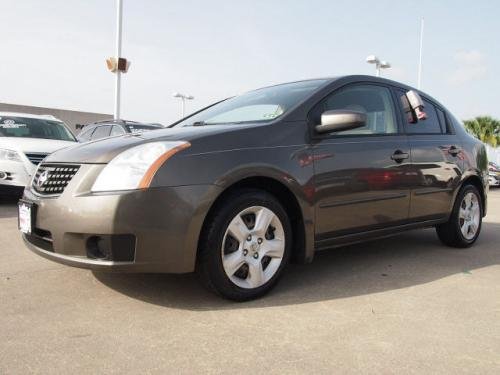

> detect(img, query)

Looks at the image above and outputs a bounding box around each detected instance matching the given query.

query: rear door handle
[449,145,461,156]
[391,150,409,163]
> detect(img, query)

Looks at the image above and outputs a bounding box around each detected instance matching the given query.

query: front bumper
[21,163,221,273]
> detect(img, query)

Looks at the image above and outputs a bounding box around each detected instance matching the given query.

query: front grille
[25,153,49,165]
[32,164,80,196]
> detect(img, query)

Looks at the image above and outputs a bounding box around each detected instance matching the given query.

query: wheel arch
[457,173,487,217]
[197,175,314,265]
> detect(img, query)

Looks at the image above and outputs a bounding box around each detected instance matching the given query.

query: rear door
[396,90,464,220]
[311,83,412,241]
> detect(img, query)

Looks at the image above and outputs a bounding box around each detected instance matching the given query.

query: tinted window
[400,93,443,134]
[110,125,125,136]
[91,125,111,140]
[311,84,398,135]
[0,116,75,141]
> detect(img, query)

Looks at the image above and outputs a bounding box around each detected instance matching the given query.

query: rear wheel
[196,189,292,301]
[436,184,483,248]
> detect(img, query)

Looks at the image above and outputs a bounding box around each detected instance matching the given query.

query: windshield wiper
[191,121,224,126]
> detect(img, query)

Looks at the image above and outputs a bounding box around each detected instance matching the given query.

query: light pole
[366,55,391,77]
[106,0,130,120]
[417,17,425,89]
[173,92,194,118]
[114,0,123,120]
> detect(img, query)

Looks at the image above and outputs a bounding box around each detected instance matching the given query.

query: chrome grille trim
[32,164,80,196]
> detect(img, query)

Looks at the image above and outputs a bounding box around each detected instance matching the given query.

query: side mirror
[402,90,427,123]
[315,110,367,134]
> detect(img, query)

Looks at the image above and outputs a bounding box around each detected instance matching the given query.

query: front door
[310,84,412,242]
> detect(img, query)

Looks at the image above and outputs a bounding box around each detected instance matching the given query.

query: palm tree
[463,116,500,147]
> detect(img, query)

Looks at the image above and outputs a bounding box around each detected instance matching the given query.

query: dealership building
[0,102,112,133]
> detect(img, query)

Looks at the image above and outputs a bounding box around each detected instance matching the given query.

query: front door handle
[449,145,461,156]
[391,150,409,163]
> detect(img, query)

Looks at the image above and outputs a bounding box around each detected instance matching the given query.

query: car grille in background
[32,164,80,196]
[25,153,49,165]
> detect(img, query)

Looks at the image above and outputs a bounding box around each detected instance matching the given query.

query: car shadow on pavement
[0,194,22,219]
[93,223,500,311]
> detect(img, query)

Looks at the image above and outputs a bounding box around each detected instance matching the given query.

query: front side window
[175,79,328,127]
[0,116,75,141]
[77,126,96,142]
[91,125,111,140]
[311,84,398,135]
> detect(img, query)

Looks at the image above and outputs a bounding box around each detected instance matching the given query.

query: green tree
[463,116,500,147]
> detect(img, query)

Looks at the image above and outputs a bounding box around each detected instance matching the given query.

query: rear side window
[91,125,111,140]
[399,91,443,134]
[110,125,125,136]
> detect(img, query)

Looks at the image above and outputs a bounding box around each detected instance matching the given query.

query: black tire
[436,184,483,248]
[196,189,292,301]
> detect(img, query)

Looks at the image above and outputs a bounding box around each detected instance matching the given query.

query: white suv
[0,112,77,191]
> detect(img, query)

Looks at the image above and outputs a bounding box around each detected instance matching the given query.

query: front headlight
[91,141,190,192]
[0,148,22,162]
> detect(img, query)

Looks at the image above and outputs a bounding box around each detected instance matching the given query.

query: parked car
[488,161,500,187]
[19,76,488,301]
[0,112,76,193]
[76,120,163,142]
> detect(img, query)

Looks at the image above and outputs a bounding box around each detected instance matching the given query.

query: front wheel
[196,189,292,301]
[436,184,483,248]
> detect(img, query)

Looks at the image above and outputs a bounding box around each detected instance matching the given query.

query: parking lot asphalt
[1,190,500,374]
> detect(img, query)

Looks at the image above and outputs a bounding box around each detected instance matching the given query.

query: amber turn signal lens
[138,142,191,189]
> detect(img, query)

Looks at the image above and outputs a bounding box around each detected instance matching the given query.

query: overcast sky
[0,0,498,125]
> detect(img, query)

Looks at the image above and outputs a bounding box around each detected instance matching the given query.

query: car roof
[288,75,445,109]
[0,112,63,122]
[257,75,415,91]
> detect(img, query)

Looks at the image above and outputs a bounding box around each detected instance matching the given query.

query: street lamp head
[172,92,182,98]
[380,61,391,69]
[366,55,379,64]
[185,95,194,100]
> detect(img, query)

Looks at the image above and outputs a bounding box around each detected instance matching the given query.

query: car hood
[0,137,76,154]
[44,124,248,164]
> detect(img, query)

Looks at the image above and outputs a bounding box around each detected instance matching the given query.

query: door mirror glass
[402,90,427,123]
[315,110,367,134]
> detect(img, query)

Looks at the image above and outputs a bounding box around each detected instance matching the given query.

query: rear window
[0,116,75,141]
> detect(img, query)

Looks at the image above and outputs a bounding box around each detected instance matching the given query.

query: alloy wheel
[458,192,481,240]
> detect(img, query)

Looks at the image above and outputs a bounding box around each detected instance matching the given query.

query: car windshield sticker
[0,119,27,128]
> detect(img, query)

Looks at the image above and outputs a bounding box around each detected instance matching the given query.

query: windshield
[0,116,75,141]
[175,79,327,127]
